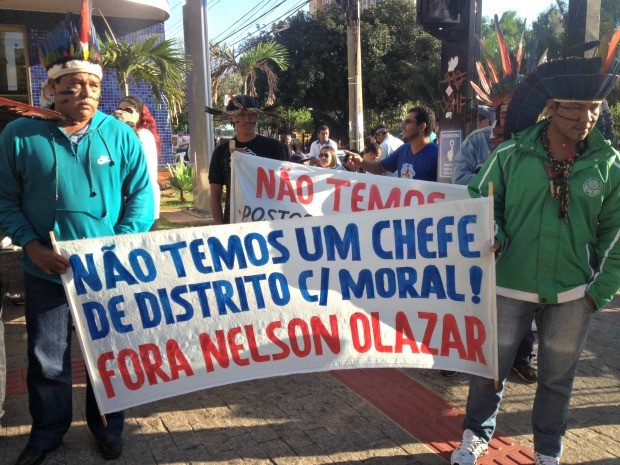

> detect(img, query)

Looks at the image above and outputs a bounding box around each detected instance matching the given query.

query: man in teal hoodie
[0,5,153,465]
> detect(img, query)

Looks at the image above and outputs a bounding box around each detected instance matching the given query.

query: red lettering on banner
[199,315,342,372]
[118,348,145,391]
[98,352,116,398]
[166,339,194,379]
[97,339,193,398]
[403,189,425,206]
[371,312,393,352]
[351,183,367,212]
[395,312,420,353]
[350,312,372,352]
[245,325,271,362]
[255,167,315,205]
[440,314,468,359]
[288,318,312,357]
[139,343,170,384]
[418,312,439,354]
[296,175,314,204]
[326,178,352,212]
[266,321,291,360]
[427,192,445,203]
[350,311,486,362]
[368,185,401,210]
[256,168,276,199]
[277,168,296,202]
[465,315,487,364]
[310,314,341,355]
[227,327,249,366]
[199,330,230,372]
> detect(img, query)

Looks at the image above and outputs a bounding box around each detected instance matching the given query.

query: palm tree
[210,41,289,106]
[100,34,190,120]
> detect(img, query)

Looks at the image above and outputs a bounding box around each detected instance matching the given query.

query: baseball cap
[477,105,496,125]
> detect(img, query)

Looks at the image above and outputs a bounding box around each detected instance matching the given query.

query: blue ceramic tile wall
[2,10,174,165]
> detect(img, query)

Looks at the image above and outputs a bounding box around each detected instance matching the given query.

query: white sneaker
[450,429,488,465]
[535,453,560,464]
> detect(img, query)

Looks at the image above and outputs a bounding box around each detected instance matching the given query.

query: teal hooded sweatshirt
[0,110,154,283]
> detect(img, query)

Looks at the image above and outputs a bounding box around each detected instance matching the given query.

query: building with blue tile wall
[2,9,174,166]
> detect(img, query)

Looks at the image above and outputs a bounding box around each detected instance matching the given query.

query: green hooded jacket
[469,121,620,310]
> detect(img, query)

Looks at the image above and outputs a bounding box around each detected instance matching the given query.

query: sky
[164,0,558,45]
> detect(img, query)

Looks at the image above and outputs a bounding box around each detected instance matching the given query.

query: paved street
[2,293,618,464]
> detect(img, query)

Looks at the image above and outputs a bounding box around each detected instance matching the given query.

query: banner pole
[486,184,499,391]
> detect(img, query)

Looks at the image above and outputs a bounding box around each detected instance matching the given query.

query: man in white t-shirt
[374,124,403,177]
[308,125,338,158]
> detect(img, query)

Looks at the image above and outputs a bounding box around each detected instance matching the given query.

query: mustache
[57,96,101,105]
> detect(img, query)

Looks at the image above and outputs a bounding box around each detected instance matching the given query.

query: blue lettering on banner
[339,265,467,302]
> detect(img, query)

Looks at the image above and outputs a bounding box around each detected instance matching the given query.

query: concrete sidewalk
[1,251,619,465]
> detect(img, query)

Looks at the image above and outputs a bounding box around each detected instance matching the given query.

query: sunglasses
[118,107,136,114]
[319,153,331,158]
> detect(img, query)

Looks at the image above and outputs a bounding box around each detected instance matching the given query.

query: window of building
[0,25,30,131]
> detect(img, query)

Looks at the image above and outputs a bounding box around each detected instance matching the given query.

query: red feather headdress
[470,15,538,108]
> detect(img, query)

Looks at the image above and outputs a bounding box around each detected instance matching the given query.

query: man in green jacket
[450,56,620,465]
[0,4,153,465]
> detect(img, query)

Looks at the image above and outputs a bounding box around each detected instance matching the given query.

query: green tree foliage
[100,35,190,120]
[210,41,289,106]
[251,0,441,143]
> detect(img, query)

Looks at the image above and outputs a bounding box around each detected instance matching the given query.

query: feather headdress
[0,96,68,122]
[504,42,620,137]
[38,0,102,80]
[205,93,277,120]
[470,15,541,108]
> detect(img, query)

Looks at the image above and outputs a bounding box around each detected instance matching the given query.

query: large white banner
[230,152,469,223]
[55,198,497,414]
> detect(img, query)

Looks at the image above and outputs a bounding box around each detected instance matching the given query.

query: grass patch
[157,217,194,230]
[160,184,194,211]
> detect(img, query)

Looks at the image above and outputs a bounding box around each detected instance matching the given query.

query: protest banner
[54,198,497,414]
[230,152,469,223]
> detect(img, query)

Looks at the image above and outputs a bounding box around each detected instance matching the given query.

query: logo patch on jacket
[583,178,603,197]
[97,155,112,165]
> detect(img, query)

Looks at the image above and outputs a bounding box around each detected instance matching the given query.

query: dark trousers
[513,329,536,367]
[24,273,124,449]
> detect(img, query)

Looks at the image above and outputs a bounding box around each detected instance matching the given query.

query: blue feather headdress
[504,56,620,137]
[504,26,620,137]
[38,0,102,80]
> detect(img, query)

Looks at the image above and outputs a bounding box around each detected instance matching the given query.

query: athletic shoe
[450,429,488,465]
[535,452,560,464]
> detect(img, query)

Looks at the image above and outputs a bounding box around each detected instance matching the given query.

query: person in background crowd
[451,55,620,465]
[476,105,496,129]
[207,95,287,225]
[317,146,340,169]
[283,133,293,160]
[308,125,338,159]
[347,106,438,181]
[0,3,154,464]
[116,95,161,230]
[374,124,403,177]
[364,134,377,148]
[450,97,538,383]
[290,140,316,165]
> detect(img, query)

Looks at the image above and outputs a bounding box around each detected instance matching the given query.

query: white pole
[183,0,214,213]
